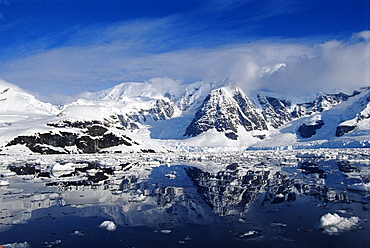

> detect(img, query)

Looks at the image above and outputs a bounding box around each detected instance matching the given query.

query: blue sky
[0,0,369,103]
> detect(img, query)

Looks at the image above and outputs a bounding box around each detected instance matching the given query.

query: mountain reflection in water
[0,152,369,247]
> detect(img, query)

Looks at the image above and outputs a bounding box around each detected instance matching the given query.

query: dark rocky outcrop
[6,129,138,154]
[297,120,324,138]
[47,119,105,128]
[336,125,356,137]
[85,125,108,136]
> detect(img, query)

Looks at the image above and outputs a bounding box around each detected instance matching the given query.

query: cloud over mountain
[0,26,368,102]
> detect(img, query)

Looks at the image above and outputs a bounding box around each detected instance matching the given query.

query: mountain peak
[184,86,268,140]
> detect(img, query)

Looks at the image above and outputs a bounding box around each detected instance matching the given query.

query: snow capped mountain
[251,87,370,149]
[0,78,368,154]
[0,80,58,115]
[336,89,370,137]
[184,86,267,140]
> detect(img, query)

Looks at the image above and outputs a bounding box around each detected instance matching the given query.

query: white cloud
[0,23,368,102]
[352,30,370,42]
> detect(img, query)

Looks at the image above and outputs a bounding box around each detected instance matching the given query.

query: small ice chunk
[0,180,9,186]
[99,220,116,232]
[234,230,263,240]
[164,173,176,179]
[275,193,284,198]
[72,230,86,236]
[270,222,287,227]
[319,213,360,235]
[42,240,61,247]
[160,229,172,234]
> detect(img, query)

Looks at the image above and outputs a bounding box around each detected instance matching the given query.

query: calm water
[0,155,369,247]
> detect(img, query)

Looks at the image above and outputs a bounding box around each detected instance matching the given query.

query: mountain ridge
[0,79,368,153]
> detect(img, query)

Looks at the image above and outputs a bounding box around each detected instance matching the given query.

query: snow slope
[250,88,370,149]
[0,78,368,153]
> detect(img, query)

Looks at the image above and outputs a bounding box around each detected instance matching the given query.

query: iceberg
[99,220,116,232]
[319,213,360,235]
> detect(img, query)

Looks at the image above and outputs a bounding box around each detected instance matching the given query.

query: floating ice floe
[234,230,263,240]
[0,180,9,186]
[164,173,176,179]
[71,230,86,236]
[319,213,360,235]
[347,182,370,192]
[0,242,30,248]
[42,239,61,247]
[160,229,172,234]
[99,220,116,232]
[51,162,75,177]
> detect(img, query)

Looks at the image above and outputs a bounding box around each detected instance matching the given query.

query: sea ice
[347,182,370,192]
[234,230,263,240]
[51,163,75,177]
[0,180,9,186]
[0,242,30,248]
[99,220,116,232]
[319,213,360,235]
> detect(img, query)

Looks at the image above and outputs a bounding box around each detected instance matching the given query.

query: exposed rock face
[117,115,139,130]
[233,89,268,131]
[130,99,175,123]
[336,125,356,137]
[291,92,360,118]
[258,95,292,129]
[6,128,138,154]
[184,88,268,140]
[335,91,370,137]
[297,120,325,138]
[85,125,108,136]
[184,88,239,139]
[148,99,175,121]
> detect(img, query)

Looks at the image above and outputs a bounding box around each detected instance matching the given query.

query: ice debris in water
[99,220,116,232]
[234,230,263,240]
[42,240,62,248]
[347,182,370,192]
[72,230,86,236]
[320,213,360,235]
[0,242,30,248]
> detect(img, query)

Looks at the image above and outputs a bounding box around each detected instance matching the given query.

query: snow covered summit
[0,78,369,153]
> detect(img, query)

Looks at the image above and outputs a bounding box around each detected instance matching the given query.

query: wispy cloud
[0,1,368,103]
[1,26,368,102]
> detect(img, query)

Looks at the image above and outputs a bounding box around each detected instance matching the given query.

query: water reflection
[185,164,269,216]
[0,154,369,247]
